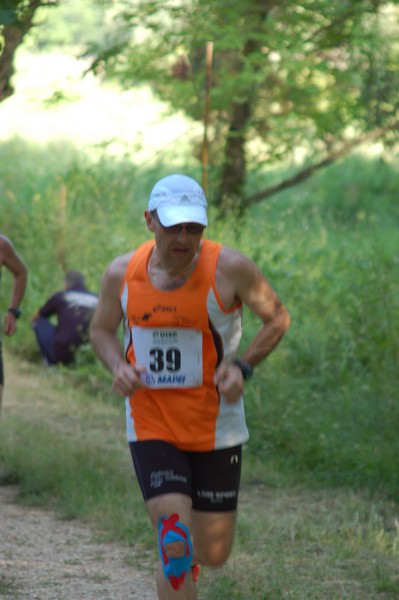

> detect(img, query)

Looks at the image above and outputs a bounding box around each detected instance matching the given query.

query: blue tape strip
[158,514,193,590]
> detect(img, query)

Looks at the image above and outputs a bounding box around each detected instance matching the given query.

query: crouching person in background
[32,270,98,366]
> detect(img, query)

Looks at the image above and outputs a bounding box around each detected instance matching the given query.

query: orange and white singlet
[120,239,249,451]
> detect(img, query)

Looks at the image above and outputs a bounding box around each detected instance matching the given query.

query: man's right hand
[112,361,147,396]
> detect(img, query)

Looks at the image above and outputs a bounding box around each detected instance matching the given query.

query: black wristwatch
[7,307,22,319]
[232,358,254,381]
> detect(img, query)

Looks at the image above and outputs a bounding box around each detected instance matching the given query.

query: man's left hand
[214,362,244,404]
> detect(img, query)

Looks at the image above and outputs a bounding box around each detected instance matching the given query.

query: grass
[0,575,21,596]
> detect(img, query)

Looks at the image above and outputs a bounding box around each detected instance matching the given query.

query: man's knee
[195,545,231,568]
[158,513,193,590]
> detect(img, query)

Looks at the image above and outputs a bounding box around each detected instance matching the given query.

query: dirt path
[0,486,156,600]
[0,353,157,600]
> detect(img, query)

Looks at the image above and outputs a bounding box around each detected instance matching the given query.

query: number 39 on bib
[131,327,203,388]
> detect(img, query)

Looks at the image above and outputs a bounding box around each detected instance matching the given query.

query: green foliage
[0,137,149,293]
[15,1,399,209]
[237,156,399,493]
[25,0,105,50]
[0,1,59,27]
[1,138,399,506]
[0,3,15,26]
[82,1,399,174]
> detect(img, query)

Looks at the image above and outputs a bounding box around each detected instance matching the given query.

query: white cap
[148,174,208,227]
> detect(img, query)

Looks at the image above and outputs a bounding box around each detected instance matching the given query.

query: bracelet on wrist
[7,307,22,319]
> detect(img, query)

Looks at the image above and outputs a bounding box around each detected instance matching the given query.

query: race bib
[131,327,203,388]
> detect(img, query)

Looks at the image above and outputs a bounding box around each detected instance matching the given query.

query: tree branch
[245,123,399,206]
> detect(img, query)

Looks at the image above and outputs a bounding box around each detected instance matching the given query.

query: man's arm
[90,252,145,397]
[229,250,290,367]
[214,246,290,402]
[31,292,61,323]
[1,235,28,336]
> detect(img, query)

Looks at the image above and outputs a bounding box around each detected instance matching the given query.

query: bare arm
[231,252,290,366]
[214,246,290,402]
[1,235,28,336]
[90,252,145,397]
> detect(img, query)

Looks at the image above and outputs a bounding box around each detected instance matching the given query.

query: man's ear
[144,210,155,232]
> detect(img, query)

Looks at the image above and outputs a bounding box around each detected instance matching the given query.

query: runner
[90,173,290,599]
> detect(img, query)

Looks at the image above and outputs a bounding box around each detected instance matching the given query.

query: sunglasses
[151,211,205,235]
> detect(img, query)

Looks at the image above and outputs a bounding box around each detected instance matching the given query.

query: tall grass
[219,155,399,498]
[1,137,398,501]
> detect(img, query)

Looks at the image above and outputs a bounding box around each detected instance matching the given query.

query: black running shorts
[129,440,242,512]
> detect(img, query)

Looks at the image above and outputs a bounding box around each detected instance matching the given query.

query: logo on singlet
[153,303,177,313]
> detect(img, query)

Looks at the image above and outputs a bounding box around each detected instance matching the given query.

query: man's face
[145,210,205,271]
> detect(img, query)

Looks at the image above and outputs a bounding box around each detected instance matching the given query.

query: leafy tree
[87,0,399,211]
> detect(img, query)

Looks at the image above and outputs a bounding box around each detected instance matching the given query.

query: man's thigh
[189,444,242,512]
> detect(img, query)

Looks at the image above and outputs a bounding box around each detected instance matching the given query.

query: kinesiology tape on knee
[158,513,193,590]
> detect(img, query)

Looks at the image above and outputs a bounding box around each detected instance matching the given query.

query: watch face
[8,308,22,318]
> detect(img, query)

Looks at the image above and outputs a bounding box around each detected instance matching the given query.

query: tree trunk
[219,100,251,216]
[218,0,272,215]
[0,1,44,102]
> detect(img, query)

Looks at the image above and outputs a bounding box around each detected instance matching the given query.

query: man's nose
[176,226,190,239]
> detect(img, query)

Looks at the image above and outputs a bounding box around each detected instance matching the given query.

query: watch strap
[232,358,253,381]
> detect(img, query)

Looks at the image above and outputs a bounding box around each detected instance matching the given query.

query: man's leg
[32,317,56,365]
[147,493,197,600]
[192,509,237,567]
[129,441,198,599]
[188,444,241,567]
[129,441,240,598]
[146,497,237,599]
